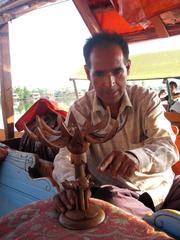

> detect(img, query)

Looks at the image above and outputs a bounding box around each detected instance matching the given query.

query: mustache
[102,87,120,94]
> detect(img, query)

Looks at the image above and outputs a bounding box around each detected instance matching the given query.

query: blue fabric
[143,209,180,239]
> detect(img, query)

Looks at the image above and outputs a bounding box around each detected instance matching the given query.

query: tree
[14,86,32,99]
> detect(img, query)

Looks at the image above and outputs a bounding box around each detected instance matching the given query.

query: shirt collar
[119,89,132,114]
[91,88,133,114]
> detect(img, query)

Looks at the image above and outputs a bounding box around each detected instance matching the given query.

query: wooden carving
[24,107,125,229]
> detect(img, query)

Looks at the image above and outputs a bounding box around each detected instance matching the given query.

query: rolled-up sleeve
[128,93,179,173]
[52,147,75,187]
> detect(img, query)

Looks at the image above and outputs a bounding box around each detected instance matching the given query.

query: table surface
[0,198,174,240]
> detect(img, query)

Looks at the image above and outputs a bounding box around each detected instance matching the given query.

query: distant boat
[13,93,19,101]
[32,92,41,99]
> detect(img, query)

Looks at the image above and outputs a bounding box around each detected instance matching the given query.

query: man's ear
[84,65,90,80]
[126,59,131,75]
[84,65,92,90]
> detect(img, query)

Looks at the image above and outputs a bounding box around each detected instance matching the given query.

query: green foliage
[14,86,32,100]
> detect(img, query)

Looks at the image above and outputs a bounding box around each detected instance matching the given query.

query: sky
[9,0,180,91]
[129,35,180,55]
[9,0,91,90]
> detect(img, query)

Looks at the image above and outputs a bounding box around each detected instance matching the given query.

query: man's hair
[169,81,177,89]
[83,32,129,68]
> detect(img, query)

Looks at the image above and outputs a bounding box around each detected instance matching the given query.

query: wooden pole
[0,23,14,139]
[73,0,101,34]
[69,78,79,99]
[150,16,169,38]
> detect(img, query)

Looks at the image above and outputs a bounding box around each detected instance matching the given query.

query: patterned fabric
[53,85,179,209]
[0,198,174,240]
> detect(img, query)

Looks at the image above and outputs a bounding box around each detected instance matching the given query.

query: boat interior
[0,0,180,238]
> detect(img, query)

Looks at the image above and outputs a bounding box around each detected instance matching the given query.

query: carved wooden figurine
[24,107,125,229]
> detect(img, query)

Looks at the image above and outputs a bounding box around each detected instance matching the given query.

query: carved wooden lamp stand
[60,152,105,229]
[24,107,120,229]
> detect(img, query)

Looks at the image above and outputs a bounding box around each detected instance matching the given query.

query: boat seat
[0,143,58,217]
[171,125,180,175]
[143,209,180,239]
[164,111,180,131]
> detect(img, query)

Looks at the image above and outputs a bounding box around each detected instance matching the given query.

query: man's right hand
[53,189,77,213]
[53,177,91,213]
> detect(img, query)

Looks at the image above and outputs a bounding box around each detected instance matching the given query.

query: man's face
[85,44,130,106]
[170,84,176,93]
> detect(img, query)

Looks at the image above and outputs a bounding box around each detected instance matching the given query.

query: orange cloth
[15,98,67,132]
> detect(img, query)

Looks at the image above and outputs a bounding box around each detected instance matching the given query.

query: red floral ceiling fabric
[87,0,180,41]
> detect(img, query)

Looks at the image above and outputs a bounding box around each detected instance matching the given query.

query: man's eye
[94,71,105,77]
[112,68,123,76]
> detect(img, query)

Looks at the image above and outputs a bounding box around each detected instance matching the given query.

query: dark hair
[169,81,177,88]
[83,32,129,68]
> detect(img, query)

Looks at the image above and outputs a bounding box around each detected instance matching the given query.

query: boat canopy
[0,0,180,41]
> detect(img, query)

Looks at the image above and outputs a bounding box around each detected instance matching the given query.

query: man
[169,81,180,101]
[53,32,179,218]
[159,80,180,112]
[159,81,180,102]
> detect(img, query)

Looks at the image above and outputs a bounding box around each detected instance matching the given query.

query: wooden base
[59,204,105,230]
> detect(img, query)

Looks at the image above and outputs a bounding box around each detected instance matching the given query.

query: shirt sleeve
[128,93,179,173]
[52,147,75,187]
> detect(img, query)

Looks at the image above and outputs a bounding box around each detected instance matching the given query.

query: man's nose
[106,73,116,87]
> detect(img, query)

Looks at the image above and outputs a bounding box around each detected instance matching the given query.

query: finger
[66,189,76,206]
[122,153,138,177]
[99,152,115,172]
[111,153,135,178]
[53,194,65,213]
[116,154,132,177]
[118,163,129,178]
[126,164,137,177]
[62,180,78,190]
[60,191,73,210]
[110,153,123,178]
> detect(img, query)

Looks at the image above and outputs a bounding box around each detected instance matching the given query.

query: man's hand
[98,150,138,178]
[0,146,8,162]
[53,177,92,213]
[53,189,77,213]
